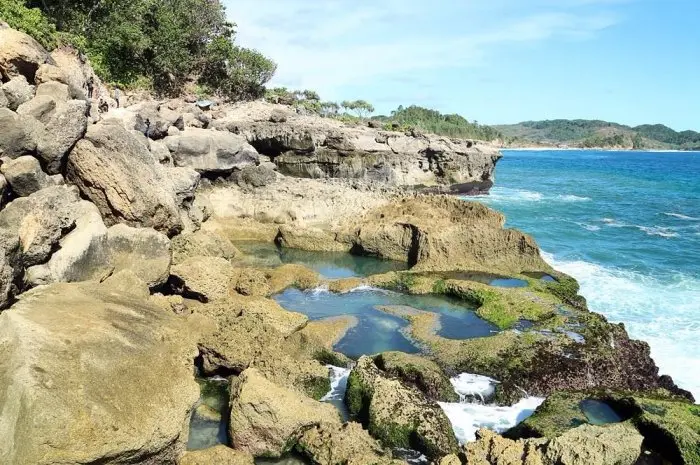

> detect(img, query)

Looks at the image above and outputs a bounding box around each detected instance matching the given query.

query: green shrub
[0,0,57,49]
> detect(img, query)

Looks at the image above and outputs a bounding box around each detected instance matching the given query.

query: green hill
[495,120,700,150]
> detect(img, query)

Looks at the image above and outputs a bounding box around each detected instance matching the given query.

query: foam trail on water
[664,212,699,221]
[542,251,700,401]
[321,366,351,401]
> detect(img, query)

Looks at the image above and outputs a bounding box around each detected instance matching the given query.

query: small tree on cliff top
[341,99,375,119]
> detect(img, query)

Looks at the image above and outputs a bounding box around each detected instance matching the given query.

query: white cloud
[223,0,622,100]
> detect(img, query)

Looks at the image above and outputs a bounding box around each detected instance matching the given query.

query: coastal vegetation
[496,119,700,150]
[1,0,276,99]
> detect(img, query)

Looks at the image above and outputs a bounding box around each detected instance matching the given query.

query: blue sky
[224,1,699,130]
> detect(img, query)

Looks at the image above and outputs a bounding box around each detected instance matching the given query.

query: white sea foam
[308,285,330,296]
[576,222,601,232]
[664,212,699,220]
[541,252,700,401]
[439,396,544,443]
[557,194,592,202]
[482,188,591,204]
[637,226,678,238]
[322,366,351,401]
[449,373,499,403]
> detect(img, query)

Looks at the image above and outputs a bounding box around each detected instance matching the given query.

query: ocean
[471,149,700,400]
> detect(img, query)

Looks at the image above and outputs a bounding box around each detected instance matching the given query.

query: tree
[10,0,278,99]
[341,99,374,118]
[319,101,340,117]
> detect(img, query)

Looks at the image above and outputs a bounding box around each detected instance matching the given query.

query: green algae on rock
[374,351,460,402]
[345,356,458,459]
[506,390,700,465]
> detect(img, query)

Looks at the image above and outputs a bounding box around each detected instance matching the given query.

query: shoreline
[501,146,700,153]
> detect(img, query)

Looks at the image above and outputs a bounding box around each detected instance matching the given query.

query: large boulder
[0,282,202,465]
[374,351,459,402]
[171,229,238,265]
[67,119,183,235]
[1,75,34,110]
[170,256,235,301]
[296,422,402,465]
[24,199,112,287]
[466,424,643,465]
[345,196,551,275]
[35,99,89,173]
[345,356,459,459]
[163,128,259,175]
[106,224,172,288]
[0,155,59,196]
[0,88,7,108]
[0,108,39,157]
[228,368,340,458]
[0,26,51,81]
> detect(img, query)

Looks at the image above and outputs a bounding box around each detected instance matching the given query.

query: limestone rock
[35,80,70,102]
[0,108,39,157]
[543,423,643,465]
[0,173,6,203]
[345,356,459,459]
[466,429,546,465]
[1,75,34,110]
[0,26,51,81]
[16,94,56,122]
[102,269,150,298]
[106,224,172,288]
[179,446,255,465]
[170,256,235,301]
[45,48,92,99]
[233,164,277,188]
[346,196,550,275]
[0,282,201,465]
[216,102,501,192]
[276,224,348,252]
[229,368,340,457]
[24,200,112,286]
[36,99,89,173]
[0,88,7,108]
[171,229,238,265]
[0,155,60,196]
[167,166,200,205]
[163,128,259,175]
[374,351,460,402]
[67,119,183,235]
[296,422,401,465]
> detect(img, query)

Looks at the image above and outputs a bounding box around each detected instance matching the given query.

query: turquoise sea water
[471,149,700,400]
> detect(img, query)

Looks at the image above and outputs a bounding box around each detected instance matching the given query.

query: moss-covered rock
[374,351,459,402]
[229,368,340,458]
[377,304,692,405]
[506,389,700,465]
[345,356,458,460]
[467,424,644,465]
[294,422,402,465]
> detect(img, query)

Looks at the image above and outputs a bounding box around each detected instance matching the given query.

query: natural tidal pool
[235,242,408,278]
[433,271,529,288]
[274,287,498,358]
[187,377,230,450]
[579,399,623,425]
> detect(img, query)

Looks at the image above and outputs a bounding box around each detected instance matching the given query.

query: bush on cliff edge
[1,0,276,100]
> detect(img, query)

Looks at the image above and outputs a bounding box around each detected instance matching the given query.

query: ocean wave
[599,219,679,238]
[479,188,590,204]
[541,251,700,401]
[576,222,601,232]
[557,194,592,202]
[664,212,699,221]
[638,226,679,238]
